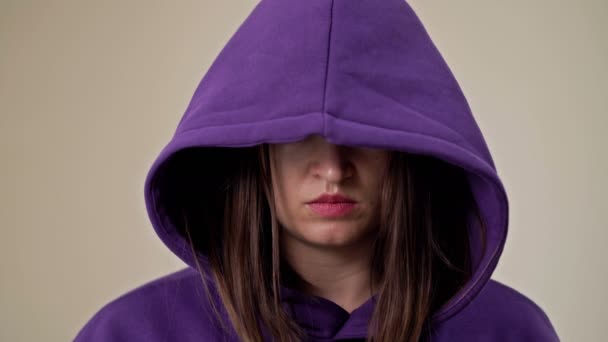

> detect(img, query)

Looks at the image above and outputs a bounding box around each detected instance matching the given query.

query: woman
[74,0,560,341]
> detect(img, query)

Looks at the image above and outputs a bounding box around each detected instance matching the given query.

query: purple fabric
[74,0,560,341]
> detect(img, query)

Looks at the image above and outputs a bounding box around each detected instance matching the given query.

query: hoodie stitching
[174,111,490,170]
[321,0,334,136]
[323,111,489,167]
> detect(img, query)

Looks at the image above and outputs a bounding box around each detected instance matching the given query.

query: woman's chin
[291,222,375,249]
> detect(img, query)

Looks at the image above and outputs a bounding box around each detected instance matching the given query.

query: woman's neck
[280,233,377,314]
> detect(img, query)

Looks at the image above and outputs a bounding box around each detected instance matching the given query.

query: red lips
[307,193,357,204]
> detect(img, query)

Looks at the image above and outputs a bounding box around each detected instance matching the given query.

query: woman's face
[269,134,390,250]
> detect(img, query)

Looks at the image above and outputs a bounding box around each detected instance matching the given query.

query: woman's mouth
[306,202,357,217]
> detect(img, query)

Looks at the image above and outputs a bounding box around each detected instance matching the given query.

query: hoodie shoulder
[73,267,234,341]
[431,279,560,341]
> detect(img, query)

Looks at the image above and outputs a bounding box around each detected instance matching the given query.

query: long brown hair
[176,143,487,342]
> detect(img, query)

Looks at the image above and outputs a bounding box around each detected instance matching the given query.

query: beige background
[1,1,606,341]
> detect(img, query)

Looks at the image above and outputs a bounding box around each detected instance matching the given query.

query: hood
[143,0,509,325]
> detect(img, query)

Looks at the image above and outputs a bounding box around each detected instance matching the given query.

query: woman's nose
[312,141,353,184]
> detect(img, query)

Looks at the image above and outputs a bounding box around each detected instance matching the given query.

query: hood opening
[145,139,507,323]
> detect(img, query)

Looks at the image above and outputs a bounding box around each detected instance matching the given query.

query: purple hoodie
[74,0,560,341]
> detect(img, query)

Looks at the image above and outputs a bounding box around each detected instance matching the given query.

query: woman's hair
[177,144,487,342]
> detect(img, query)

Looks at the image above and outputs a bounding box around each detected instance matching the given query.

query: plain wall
[1,1,606,341]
